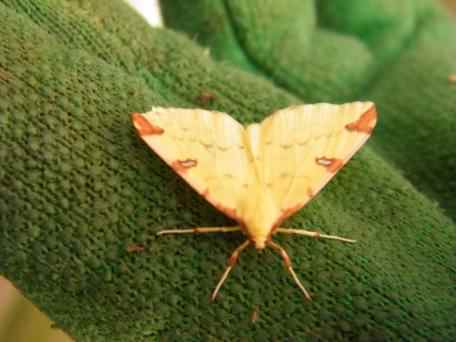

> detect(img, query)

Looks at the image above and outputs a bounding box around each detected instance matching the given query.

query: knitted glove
[0,0,455,341]
[162,0,456,220]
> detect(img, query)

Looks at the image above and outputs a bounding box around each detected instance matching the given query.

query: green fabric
[0,0,454,340]
[162,0,456,219]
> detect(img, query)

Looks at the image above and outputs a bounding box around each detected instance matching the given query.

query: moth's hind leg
[268,240,311,300]
[211,240,250,301]
[157,227,241,236]
[276,228,356,243]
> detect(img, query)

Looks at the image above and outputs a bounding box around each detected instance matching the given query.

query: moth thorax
[241,186,279,250]
[245,210,275,250]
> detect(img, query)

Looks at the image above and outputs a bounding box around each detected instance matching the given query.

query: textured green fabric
[0,0,455,341]
[162,0,456,220]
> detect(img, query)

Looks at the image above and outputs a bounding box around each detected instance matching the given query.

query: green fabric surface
[162,0,456,220]
[0,0,455,340]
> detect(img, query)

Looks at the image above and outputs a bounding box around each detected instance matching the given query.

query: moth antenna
[211,240,250,301]
[268,240,312,300]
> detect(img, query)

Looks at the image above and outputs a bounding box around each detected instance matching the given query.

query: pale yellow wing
[255,102,377,225]
[132,108,255,222]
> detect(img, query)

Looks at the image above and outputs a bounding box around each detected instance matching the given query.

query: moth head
[242,220,270,250]
[253,236,267,250]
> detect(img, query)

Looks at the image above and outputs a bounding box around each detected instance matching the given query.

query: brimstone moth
[132,102,377,300]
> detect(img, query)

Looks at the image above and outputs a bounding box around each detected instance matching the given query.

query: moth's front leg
[157,227,241,236]
[211,240,250,301]
[268,240,311,300]
[275,228,356,243]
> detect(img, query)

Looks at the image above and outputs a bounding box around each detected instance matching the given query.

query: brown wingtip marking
[171,159,198,174]
[132,112,164,135]
[315,157,344,173]
[345,105,377,134]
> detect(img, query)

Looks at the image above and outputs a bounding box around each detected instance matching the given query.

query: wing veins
[278,116,298,210]
[242,129,261,183]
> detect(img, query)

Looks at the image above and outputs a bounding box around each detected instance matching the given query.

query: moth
[132,102,377,300]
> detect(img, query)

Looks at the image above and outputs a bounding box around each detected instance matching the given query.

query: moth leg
[211,240,250,301]
[268,240,311,300]
[157,227,240,236]
[276,228,356,243]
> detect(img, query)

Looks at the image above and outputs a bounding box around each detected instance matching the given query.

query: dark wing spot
[315,157,344,173]
[171,159,198,173]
